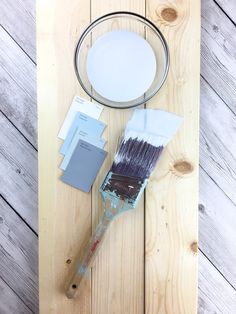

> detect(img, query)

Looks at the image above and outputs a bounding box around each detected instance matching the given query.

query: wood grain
[90,2,145,314]
[0,0,36,62]
[200,77,236,204]
[216,0,236,24]
[0,197,38,313]
[201,0,236,113]
[38,0,200,312]
[1,0,235,313]
[199,167,236,287]
[145,0,200,313]
[0,25,37,147]
[37,1,92,313]
[0,277,32,314]
[199,252,236,313]
[0,112,37,232]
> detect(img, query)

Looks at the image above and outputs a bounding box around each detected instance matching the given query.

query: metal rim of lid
[74,11,170,109]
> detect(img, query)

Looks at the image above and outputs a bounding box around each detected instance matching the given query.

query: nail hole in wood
[161,8,178,22]
[66,259,71,264]
[72,284,77,289]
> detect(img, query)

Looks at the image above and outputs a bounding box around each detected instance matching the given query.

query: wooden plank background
[0,0,236,313]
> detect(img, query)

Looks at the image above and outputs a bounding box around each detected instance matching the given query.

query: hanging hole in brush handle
[66,204,117,299]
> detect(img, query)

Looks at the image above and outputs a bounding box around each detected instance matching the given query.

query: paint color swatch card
[61,140,107,193]
[60,112,106,155]
[60,131,106,171]
[58,96,103,140]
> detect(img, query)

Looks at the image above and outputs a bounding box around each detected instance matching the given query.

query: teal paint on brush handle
[65,109,182,299]
[65,175,147,299]
[66,202,114,299]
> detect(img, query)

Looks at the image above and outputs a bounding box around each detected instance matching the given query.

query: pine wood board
[146,1,200,312]
[37,0,200,313]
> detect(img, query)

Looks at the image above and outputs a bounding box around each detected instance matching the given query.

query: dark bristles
[101,173,145,204]
[111,137,164,179]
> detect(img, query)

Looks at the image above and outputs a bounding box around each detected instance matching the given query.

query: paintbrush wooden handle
[66,211,113,299]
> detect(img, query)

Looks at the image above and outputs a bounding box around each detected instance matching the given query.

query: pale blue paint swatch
[60,112,106,155]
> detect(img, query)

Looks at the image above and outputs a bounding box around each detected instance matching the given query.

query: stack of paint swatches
[58,96,107,193]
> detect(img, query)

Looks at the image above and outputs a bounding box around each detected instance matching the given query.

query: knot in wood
[161,7,178,22]
[173,160,193,175]
[190,241,198,253]
[198,204,205,213]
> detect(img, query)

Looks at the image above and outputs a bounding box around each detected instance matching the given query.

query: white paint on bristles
[124,109,183,147]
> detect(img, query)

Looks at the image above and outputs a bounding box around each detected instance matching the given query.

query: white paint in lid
[86,30,157,102]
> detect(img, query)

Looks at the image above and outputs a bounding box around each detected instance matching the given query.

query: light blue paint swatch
[60,130,106,170]
[60,112,106,155]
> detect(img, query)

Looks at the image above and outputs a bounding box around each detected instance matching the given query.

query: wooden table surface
[0,0,236,313]
[37,0,199,313]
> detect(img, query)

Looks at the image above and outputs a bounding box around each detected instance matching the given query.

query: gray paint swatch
[60,139,107,192]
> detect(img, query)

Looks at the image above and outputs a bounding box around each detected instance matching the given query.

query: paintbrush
[66,109,182,299]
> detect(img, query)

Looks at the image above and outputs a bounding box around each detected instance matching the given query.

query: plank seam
[0,194,38,237]
[211,130,236,164]
[144,2,147,314]
[200,75,236,117]
[198,248,236,291]
[0,110,38,152]
[213,0,236,28]
[0,274,35,314]
[198,283,225,314]
[0,24,36,66]
[143,0,147,314]
[199,165,236,207]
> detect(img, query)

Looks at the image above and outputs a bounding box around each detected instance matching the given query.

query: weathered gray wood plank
[199,167,236,287]
[0,197,38,313]
[216,0,236,24]
[0,26,37,147]
[201,0,236,113]
[199,252,236,314]
[0,277,32,314]
[200,77,236,204]
[0,0,36,62]
[0,112,37,232]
